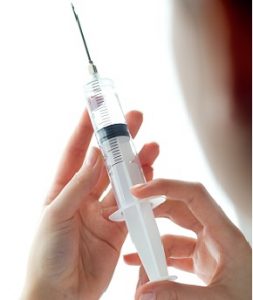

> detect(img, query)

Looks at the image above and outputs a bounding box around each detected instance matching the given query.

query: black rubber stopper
[97,123,130,143]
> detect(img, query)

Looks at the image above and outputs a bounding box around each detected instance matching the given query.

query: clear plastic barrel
[84,74,146,208]
[84,76,126,131]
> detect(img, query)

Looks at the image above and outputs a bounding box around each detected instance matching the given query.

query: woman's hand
[124,179,252,300]
[22,110,159,300]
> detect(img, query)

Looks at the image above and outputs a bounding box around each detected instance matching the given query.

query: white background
[0,0,238,299]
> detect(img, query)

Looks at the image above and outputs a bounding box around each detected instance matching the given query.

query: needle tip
[71,2,77,16]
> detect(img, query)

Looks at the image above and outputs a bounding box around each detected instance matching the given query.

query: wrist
[21,280,101,300]
[21,280,66,300]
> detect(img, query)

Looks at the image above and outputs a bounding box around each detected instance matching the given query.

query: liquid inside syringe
[86,77,145,210]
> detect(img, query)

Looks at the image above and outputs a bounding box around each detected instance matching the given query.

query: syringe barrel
[84,74,169,281]
[84,75,146,208]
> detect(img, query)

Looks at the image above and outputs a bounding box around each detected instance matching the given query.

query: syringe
[71,3,170,282]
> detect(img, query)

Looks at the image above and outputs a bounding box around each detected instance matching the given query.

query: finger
[124,253,142,265]
[48,147,103,221]
[101,205,128,240]
[101,190,116,210]
[162,234,196,257]
[124,235,196,265]
[126,110,143,138]
[138,142,160,167]
[46,110,144,205]
[168,258,194,273]
[101,143,159,208]
[141,165,154,182]
[131,179,228,229]
[136,266,149,290]
[136,281,215,300]
[45,109,93,204]
[124,257,194,273]
[101,205,118,219]
[154,199,203,233]
[89,164,109,199]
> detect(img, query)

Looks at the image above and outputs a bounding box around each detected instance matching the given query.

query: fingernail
[141,293,155,300]
[131,183,147,190]
[85,147,98,167]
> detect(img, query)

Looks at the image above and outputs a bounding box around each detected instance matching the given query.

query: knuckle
[190,182,208,202]
[143,165,153,175]
[154,178,166,184]
[192,182,206,194]
[72,171,84,185]
[162,234,174,243]
[158,288,179,300]
[154,178,170,189]
[229,225,250,246]
[73,169,90,186]
[43,204,60,223]
[191,219,203,233]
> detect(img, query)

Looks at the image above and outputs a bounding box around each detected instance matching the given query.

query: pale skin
[21,110,160,300]
[124,180,252,300]
[21,109,251,300]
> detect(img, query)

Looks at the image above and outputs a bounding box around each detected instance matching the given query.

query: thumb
[136,280,214,300]
[48,147,103,221]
